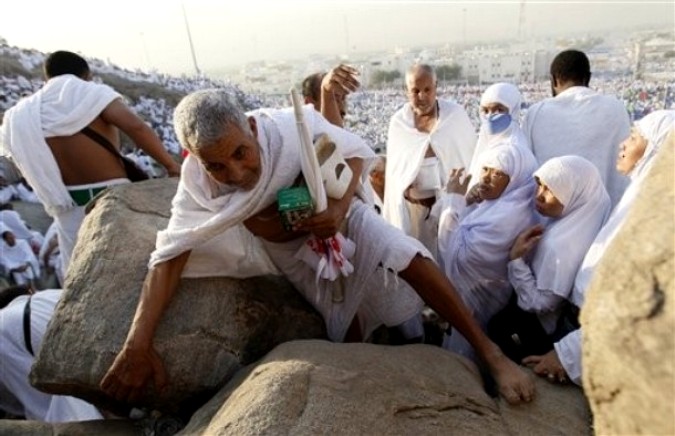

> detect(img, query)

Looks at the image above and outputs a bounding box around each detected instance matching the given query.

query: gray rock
[180,340,590,436]
[582,132,675,434]
[30,179,326,413]
[0,418,144,436]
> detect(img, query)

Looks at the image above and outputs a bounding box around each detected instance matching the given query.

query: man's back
[46,115,127,185]
[522,86,630,206]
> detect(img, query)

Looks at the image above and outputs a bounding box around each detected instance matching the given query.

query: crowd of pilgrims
[1,50,673,290]
[0,45,673,423]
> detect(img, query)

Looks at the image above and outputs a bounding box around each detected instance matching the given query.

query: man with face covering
[521,49,631,208]
[384,64,476,259]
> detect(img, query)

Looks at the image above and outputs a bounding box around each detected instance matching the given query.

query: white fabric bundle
[531,156,611,299]
[1,75,120,216]
[262,199,426,342]
[290,89,354,281]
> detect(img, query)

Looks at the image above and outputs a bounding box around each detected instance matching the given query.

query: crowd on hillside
[1,44,674,290]
[2,44,675,158]
[0,40,674,429]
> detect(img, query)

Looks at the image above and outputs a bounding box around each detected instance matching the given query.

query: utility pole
[462,8,467,48]
[182,3,201,76]
[518,0,526,42]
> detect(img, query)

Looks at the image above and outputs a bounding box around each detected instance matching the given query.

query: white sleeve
[436,193,466,245]
[520,108,537,152]
[508,258,565,313]
[554,329,582,386]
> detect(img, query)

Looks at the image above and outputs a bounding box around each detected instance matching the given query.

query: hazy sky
[1,1,673,75]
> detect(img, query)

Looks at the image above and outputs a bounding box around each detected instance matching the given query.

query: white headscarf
[469,83,528,181]
[630,110,675,181]
[443,143,538,320]
[531,156,611,299]
[571,110,675,306]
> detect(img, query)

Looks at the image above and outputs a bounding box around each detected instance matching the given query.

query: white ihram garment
[384,99,476,257]
[558,110,675,386]
[0,289,102,422]
[507,156,611,333]
[149,107,424,340]
[522,86,631,208]
[439,143,538,360]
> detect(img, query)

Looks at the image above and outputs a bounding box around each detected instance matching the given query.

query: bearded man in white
[383,64,476,258]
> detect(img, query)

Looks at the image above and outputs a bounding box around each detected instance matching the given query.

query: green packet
[277,186,314,231]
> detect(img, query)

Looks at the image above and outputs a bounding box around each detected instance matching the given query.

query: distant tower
[634,41,644,81]
[518,0,526,42]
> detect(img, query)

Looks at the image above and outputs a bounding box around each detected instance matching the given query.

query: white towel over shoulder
[383,99,476,235]
[149,106,374,277]
[1,75,120,216]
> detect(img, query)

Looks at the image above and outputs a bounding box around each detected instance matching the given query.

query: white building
[457,46,555,84]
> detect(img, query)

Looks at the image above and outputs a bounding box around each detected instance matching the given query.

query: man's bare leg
[399,254,535,404]
[344,315,363,343]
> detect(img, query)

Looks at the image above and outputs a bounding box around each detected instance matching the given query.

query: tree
[371,70,402,87]
[435,64,462,82]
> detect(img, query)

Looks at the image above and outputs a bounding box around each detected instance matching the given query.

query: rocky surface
[30,179,326,414]
[180,340,590,436]
[582,131,675,434]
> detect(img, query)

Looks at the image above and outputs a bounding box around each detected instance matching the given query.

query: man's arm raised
[100,99,182,177]
[100,250,191,404]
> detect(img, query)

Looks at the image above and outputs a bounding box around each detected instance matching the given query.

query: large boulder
[30,179,326,413]
[582,132,675,434]
[180,340,591,435]
[0,419,142,436]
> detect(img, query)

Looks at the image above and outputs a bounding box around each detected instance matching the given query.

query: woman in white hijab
[437,141,538,360]
[467,83,528,190]
[522,110,675,385]
[510,156,611,330]
[488,156,611,364]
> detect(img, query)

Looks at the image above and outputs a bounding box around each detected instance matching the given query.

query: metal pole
[181,3,201,76]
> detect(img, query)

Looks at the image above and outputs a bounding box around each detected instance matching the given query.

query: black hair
[43,51,90,80]
[550,50,591,86]
[301,72,325,102]
[0,285,31,309]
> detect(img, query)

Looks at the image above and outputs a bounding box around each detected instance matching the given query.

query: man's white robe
[151,106,427,341]
[383,99,476,258]
[1,75,122,275]
[0,289,102,422]
[522,86,631,208]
